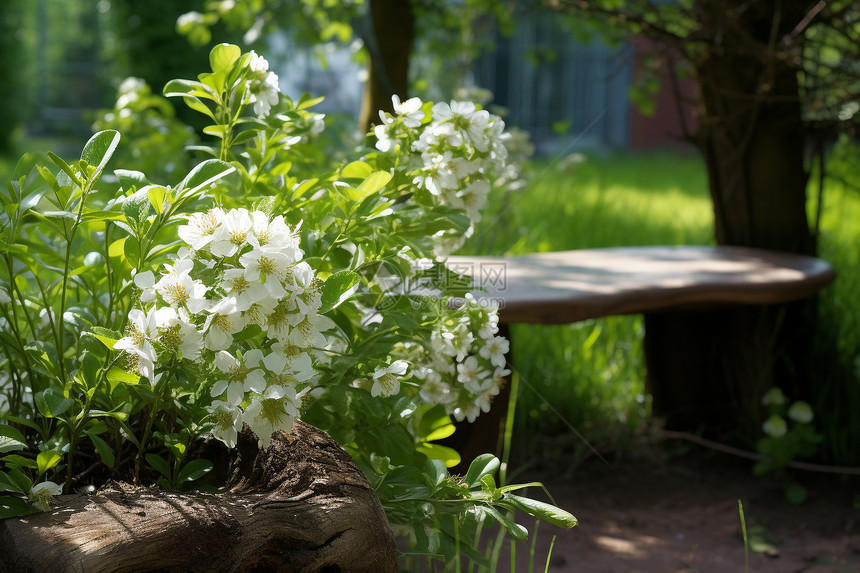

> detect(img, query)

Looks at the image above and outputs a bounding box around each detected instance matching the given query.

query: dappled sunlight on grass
[466,150,860,465]
[464,152,713,451]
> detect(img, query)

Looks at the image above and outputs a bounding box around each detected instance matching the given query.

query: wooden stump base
[0,421,397,573]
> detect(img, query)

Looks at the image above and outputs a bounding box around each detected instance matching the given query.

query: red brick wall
[629,37,699,151]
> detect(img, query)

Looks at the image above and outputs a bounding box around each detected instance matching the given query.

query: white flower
[392,94,424,127]
[431,330,457,357]
[449,323,475,361]
[491,367,511,392]
[248,50,269,75]
[457,355,490,394]
[761,387,786,407]
[210,349,266,405]
[31,480,62,496]
[263,347,315,384]
[479,336,509,369]
[115,308,159,381]
[178,208,224,252]
[249,214,301,259]
[133,270,157,303]
[418,370,455,405]
[209,208,253,257]
[239,247,293,289]
[203,297,245,350]
[29,481,62,510]
[283,261,315,294]
[154,260,209,313]
[762,415,788,438]
[450,401,482,423]
[252,71,280,117]
[375,123,396,153]
[219,268,273,312]
[788,401,814,424]
[155,307,204,361]
[371,360,408,397]
[0,289,10,304]
[243,384,306,448]
[207,399,243,448]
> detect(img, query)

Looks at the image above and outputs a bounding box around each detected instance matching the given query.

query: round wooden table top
[446,246,837,324]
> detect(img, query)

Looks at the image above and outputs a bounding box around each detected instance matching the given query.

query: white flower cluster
[246,51,280,117]
[410,294,509,423]
[374,96,512,259]
[115,207,336,448]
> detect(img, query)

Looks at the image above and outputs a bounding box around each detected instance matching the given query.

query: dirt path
[501,447,860,572]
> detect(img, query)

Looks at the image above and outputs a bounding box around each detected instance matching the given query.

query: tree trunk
[646,1,818,434]
[0,421,397,573]
[358,0,416,132]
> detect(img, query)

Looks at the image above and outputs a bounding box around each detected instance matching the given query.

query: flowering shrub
[0,43,574,567]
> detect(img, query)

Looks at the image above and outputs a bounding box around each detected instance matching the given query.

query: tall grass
[807,164,860,463]
[465,150,860,465]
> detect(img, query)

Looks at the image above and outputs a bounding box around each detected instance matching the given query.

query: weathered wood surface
[448,245,835,324]
[0,421,397,573]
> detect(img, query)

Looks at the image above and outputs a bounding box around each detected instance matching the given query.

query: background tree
[178,0,515,131]
[538,0,860,436]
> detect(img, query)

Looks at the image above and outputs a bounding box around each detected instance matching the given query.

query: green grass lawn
[465,150,860,466]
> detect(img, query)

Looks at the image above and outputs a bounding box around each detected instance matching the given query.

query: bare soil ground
[502,441,860,573]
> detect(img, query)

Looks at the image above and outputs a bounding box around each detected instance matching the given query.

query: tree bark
[645,1,819,433]
[0,421,397,573]
[358,0,416,132]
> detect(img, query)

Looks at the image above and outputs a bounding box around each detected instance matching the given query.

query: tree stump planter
[0,421,397,573]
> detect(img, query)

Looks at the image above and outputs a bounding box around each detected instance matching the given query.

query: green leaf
[464,454,500,488]
[81,130,121,174]
[178,159,236,195]
[296,94,325,111]
[209,43,241,75]
[1,464,33,494]
[89,326,122,350]
[47,152,79,184]
[319,271,360,314]
[114,169,149,191]
[505,494,578,529]
[341,161,373,179]
[88,434,115,467]
[36,451,62,476]
[202,125,227,139]
[145,453,171,481]
[416,443,461,468]
[123,235,141,268]
[183,96,217,120]
[176,458,213,486]
[0,425,27,453]
[417,405,456,442]
[293,178,319,199]
[34,388,74,419]
[1,455,37,469]
[485,506,529,541]
[107,237,127,260]
[79,351,100,390]
[0,495,37,518]
[123,189,151,225]
[358,171,392,195]
[147,186,167,214]
[106,367,140,386]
